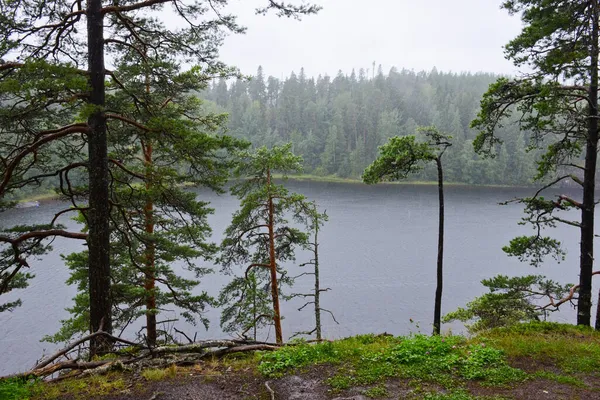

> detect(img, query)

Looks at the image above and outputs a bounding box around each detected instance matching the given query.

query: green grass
[420,389,511,399]
[479,322,600,373]
[0,378,39,400]
[12,322,597,399]
[30,373,126,400]
[363,384,389,398]
[532,371,588,387]
[142,365,178,381]
[258,334,526,391]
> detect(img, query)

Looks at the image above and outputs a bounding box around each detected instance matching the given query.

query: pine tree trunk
[86,0,112,356]
[581,1,598,328]
[267,168,283,344]
[143,140,156,346]
[433,157,444,335]
[313,209,322,341]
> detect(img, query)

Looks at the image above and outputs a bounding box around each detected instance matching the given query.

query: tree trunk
[581,1,598,328]
[267,168,283,344]
[143,139,156,346]
[313,207,322,341]
[433,157,444,335]
[86,0,112,356]
[143,66,157,346]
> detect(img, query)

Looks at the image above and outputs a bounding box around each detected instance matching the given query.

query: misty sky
[217,0,524,79]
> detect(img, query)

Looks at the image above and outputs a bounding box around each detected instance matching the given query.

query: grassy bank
[3,322,599,399]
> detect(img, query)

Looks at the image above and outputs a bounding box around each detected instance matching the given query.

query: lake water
[0,181,588,375]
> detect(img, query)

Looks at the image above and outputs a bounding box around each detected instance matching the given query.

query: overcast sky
[217,0,524,79]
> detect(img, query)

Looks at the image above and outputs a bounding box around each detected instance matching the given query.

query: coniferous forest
[203,67,539,186]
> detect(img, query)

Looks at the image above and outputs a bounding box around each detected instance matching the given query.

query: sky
[217,0,525,79]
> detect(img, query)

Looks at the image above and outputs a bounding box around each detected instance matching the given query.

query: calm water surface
[0,182,587,375]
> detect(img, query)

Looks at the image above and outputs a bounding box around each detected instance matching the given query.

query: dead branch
[34,330,140,370]
[541,271,600,311]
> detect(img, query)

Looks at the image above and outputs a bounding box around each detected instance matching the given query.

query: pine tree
[0,0,320,355]
[218,144,320,344]
[364,127,452,335]
[471,0,600,327]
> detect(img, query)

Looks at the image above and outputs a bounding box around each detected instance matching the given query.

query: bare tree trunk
[433,157,444,335]
[582,0,598,328]
[267,168,283,344]
[87,0,112,356]
[313,207,322,341]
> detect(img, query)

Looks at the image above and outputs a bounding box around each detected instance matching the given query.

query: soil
[56,362,600,400]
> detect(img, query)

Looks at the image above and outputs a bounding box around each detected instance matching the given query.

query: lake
[0,181,587,375]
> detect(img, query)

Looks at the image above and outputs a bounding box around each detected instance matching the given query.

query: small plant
[259,333,525,391]
[142,369,167,381]
[0,378,39,400]
[364,384,389,398]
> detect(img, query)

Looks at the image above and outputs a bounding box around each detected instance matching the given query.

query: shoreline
[12,176,570,204]
[275,173,535,189]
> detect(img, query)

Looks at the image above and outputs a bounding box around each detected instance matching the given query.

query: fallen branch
[34,330,140,370]
[1,337,280,381]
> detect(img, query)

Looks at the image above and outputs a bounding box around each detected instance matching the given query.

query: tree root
[265,380,276,400]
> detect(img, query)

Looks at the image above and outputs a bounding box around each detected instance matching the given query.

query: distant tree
[363,126,451,335]
[470,0,600,327]
[218,144,319,344]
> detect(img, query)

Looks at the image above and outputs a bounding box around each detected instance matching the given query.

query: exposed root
[265,380,276,400]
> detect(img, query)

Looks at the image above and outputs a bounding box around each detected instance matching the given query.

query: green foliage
[218,144,323,338]
[421,390,509,400]
[363,384,389,398]
[218,271,274,339]
[443,275,572,332]
[470,0,598,326]
[502,235,564,267]
[363,135,434,184]
[363,126,451,185]
[258,334,524,388]
[0,378,39,400]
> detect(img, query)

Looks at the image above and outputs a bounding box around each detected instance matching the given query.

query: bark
[267,167,283,344]
[86,0,112,355]
[433,157,444,335]
[143,139,157,346]
[580,0,598,327]
[313,207,322,341]
[143,67,157,346]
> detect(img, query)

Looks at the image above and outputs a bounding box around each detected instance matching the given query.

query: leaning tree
[363,126,451,335]
[471,0,600,327]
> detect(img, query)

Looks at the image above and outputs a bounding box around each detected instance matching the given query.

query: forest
[201,67,540,186]
[1,0,600,399]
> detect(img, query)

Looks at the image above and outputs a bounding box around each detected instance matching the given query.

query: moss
[33,373,126,400]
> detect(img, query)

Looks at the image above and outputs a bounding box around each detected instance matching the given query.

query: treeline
[202,66,538,185]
